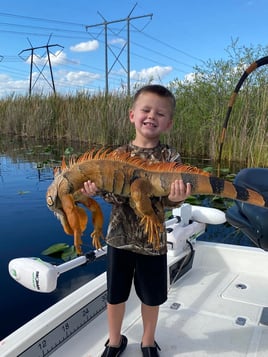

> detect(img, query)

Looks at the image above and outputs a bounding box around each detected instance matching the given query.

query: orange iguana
[46,149,268,255]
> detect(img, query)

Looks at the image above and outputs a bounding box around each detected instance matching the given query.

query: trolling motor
[8,247,107,293]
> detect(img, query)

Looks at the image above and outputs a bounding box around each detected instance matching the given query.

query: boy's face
[129,92,173,141]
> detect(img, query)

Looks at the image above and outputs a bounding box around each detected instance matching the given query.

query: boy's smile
[143,120,157,128]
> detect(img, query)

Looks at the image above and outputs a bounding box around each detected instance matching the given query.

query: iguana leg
[61,194,83,255]
[130,178,163,249]
[74,192,104,250]
[59,205,88,236]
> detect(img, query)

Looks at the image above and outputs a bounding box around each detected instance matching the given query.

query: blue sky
[0,0,267,97]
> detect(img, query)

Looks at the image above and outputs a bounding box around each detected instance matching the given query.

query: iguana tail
[181,172,268,208]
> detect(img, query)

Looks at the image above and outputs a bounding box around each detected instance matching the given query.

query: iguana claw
[140,215,164,250]
[91,230,104,250]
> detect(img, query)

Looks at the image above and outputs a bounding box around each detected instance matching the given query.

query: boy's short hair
[133,84,176,115]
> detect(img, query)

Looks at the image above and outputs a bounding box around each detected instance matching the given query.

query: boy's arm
[162,148,191,207]
[81,180,128,204]
[162,180,191,208]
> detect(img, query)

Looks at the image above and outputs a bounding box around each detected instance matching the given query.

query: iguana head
[46,167,73,230]
[46,168,88,241]
[46,167,63,211]
[46,170,73,229]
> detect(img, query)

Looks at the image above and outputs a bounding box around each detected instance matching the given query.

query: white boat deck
[2,241,268,357]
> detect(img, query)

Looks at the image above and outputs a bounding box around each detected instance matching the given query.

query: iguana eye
[47,196,54,206]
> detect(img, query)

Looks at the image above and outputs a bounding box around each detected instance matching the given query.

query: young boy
[81,85,191,357]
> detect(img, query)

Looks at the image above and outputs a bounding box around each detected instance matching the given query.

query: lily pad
[185,195,203,205]
[220,168,231,174]
[203,166,213,173]
[64,147,74,155]
[42,243,78,261]
[42,243,69,255]
[61,246,77,261]
[18,190,30,195]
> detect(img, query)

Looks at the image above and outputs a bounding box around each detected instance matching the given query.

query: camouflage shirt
[102,142,183,256]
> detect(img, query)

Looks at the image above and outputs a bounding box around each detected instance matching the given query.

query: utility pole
[86,4,153,94]
[18,38,63,96]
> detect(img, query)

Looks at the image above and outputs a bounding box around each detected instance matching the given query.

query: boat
[1,168,268,357]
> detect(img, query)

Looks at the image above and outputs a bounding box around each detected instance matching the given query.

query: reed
[221,85,268,167]
[0,63,267,167]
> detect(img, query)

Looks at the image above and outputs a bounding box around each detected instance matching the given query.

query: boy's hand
[168,179,191,202]
[81,180,98,196]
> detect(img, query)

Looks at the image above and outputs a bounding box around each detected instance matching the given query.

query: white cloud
[25,50,76,67]
[182,62,248,85]
[109,38,126,46]
[183,72,197,83]
[0,63,174,97]
[70,40,99,52]
[0,74,28,96]
[59,70,100,86]
[0,73,11,82]
[0,68,101,97]
[27,54,44,66]
[130,66,172,81]
[50,51,70,65]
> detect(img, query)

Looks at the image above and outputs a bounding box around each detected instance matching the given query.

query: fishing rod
[217,55,268,177]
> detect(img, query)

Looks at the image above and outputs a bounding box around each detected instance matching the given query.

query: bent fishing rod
[217,55,268,176]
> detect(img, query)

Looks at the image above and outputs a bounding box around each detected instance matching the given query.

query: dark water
[0,141,110,340]
[0,139,254,340]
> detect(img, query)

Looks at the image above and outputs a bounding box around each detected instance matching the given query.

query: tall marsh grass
[0,85,267,167]
[1,42,268,168]
[0,92,134,145]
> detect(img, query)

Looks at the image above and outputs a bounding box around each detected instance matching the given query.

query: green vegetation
[42,243,77,261]
[0,42,267,167]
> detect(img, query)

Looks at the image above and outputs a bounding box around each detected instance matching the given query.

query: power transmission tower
[18,37,63,96]
[86,4,153,94]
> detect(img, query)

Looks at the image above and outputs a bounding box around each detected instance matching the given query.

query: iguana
[46,148,268,254]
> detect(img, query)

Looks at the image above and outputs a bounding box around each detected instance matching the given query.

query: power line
[86,4,153,94]
[18,39,64,96]
[0,21,87,37]
[136,28,204,64]
[0,10,205,96]
[0,10,202,64]
[0,11,86,27]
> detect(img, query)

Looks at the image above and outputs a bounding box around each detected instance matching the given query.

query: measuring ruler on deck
[18,290,107,357]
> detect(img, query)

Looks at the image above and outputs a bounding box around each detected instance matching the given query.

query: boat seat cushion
[226,168,268,250]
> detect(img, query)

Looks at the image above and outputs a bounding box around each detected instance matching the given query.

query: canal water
[0,139,253,340]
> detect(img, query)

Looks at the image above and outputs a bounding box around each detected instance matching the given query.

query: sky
[0,0,268,97]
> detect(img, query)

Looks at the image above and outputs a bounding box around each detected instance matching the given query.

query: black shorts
[107,245,167,306]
